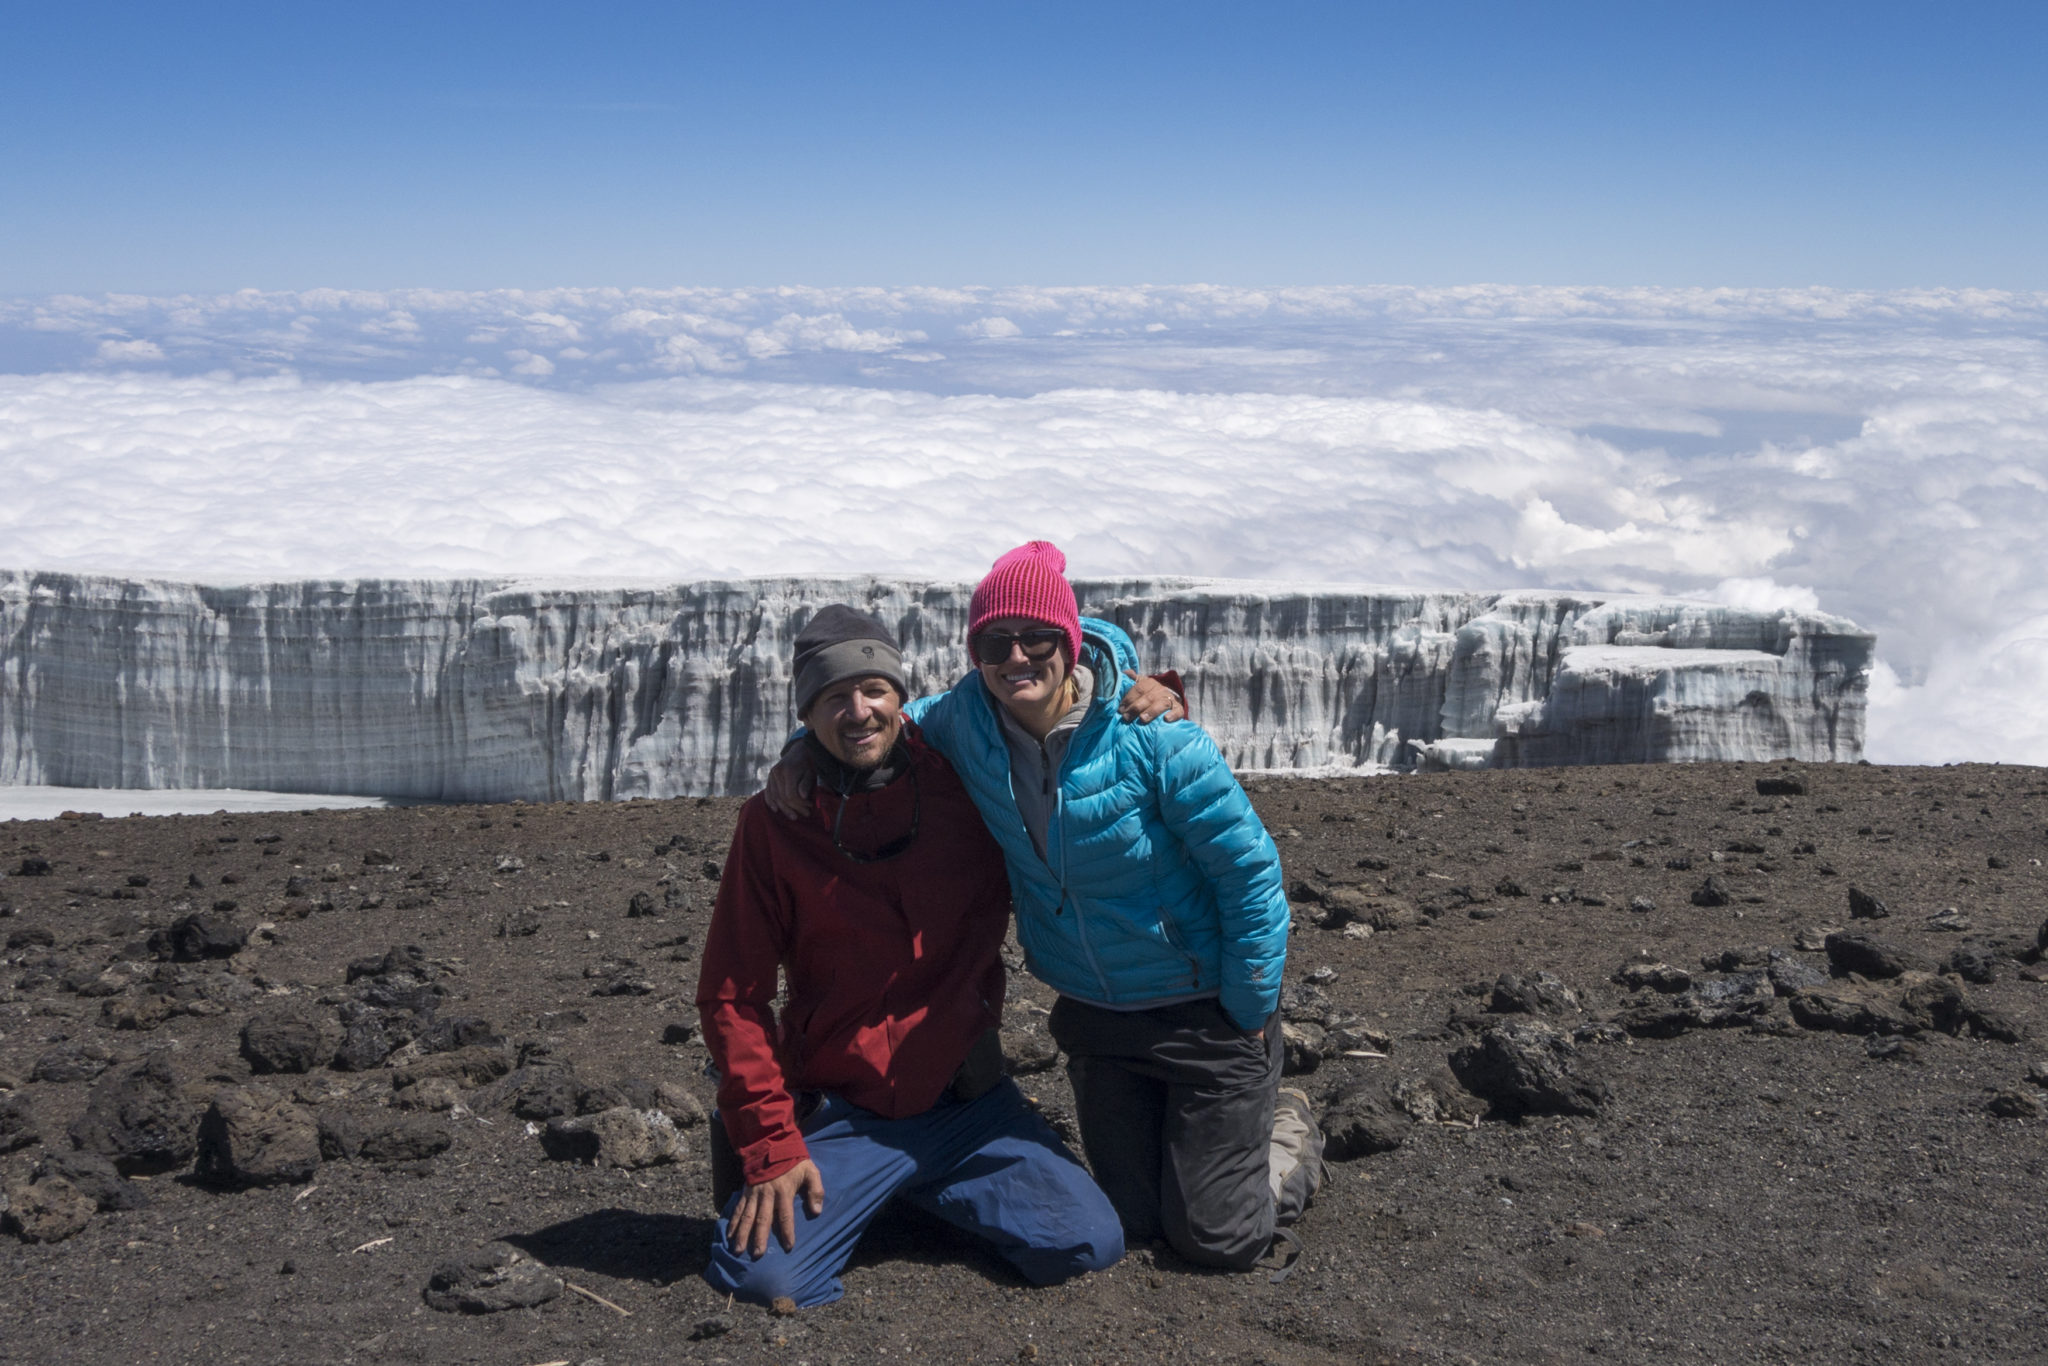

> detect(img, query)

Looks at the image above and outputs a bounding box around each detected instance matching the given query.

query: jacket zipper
[1051,682,1112,1004]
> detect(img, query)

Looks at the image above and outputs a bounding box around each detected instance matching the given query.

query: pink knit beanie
[969,540,1084,663]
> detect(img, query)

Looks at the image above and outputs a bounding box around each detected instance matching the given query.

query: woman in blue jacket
[771,541,1324,1273]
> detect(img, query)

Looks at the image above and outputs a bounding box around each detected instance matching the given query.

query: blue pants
[704,1078,1124,1308]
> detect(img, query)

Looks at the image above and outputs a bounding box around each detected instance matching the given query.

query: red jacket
[695,723,1010,1184]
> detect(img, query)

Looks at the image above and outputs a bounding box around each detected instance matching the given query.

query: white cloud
[1866,615,2048,766]
[1703,577,1823,613]
[93,338,164,364]
[4,285,2048,767]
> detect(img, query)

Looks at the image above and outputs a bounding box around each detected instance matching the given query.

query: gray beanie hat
[792,605,907,718]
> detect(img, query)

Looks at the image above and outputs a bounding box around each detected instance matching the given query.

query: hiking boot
[1269,1086,1328,1227]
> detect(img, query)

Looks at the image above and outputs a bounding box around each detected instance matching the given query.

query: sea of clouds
[2,284,2045,768]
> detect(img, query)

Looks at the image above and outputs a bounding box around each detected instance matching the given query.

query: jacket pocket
[1155,905,1202,988]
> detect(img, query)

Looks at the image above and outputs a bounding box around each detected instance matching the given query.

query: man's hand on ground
[1120,670,1185,724]
[763,746,814,819]
[730,1159,826,1257]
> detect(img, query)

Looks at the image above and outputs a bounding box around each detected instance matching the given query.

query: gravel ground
[1,760,2044,1366]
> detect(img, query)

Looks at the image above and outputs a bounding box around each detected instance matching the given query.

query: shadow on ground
[506,1208,719,1284]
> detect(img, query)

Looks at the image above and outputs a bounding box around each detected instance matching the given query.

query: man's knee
[1009,1204,1125,1285]
[704,1245,833,1309]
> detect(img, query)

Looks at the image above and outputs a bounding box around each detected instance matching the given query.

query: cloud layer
[3,285,2046,767]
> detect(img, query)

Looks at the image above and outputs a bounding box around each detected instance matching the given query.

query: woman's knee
[1162,1192,1273,1271]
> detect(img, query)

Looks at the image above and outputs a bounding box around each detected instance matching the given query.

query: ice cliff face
[0,571,1872,802]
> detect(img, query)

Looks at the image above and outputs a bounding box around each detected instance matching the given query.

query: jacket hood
[1078,616,1141,689]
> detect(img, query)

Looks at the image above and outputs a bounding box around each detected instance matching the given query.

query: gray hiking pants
[1048,995,1290,1271]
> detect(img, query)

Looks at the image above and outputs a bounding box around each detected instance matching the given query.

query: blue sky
[3,1,2044,292]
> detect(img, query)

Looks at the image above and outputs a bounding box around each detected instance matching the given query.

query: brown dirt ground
[1,760,2044,1366]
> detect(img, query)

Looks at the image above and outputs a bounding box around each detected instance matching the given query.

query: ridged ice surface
[0,571,1873,801]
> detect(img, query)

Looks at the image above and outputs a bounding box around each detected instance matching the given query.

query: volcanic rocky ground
[1,762,2045,1366]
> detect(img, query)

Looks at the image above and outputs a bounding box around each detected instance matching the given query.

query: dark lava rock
[1000,1027,1061,1076]
[1487,971,1580,1015]
[418,1015,505,1057]
[347,944,431,984]
[1320,1084,1415,1161]
[1448,1020,1607,1120]
[32,1150,149,1211]
[1967,1008,2025,1044]
[389,1043,513,1089]
[1788,989,1915,1038]
[1701,946,1770,973]
[1898,974,1973,1035]
[586,962,656,996]
[1825,933,1931,980]
[424,1241,564,1313]
[611,1077,708,1127]
[626,890,659,918]
[1848,887,1890,920]
[331,999,433,1071]
[101,992,175,1033]
[1616,972,1774,1038]
[470,1065,610,1121]
[31,1041,119,1084]
[1947,946,1997,985]
[7,925,55,949]
[1311,886,1375,928]
[1281,1021,1326,1075]
[1755,776,1807,796]
[0,1094,40,1153]
[661,1021,698,1046]
[1369,899,1425,932]
[68,1054,197,1174]
[1279,981,1335,1023]
[147,913,247,962]
[16,857,53,877]
[1765,951,1829,997]
[1690,877,1734,908]
[1986,1090,2041,1119]
[61,961,137,999]
[538,1106,685,1168]
[317,1109,454,1163]
[194,1085,321,1187]
[241,1008,337,1075]
[692,1313,738,1341]
[3,1172,95,1243]
[364,1114,455,1163]
[1614,963,1692,993]
[498,907,544,938]
[1865,1036,1918,1062]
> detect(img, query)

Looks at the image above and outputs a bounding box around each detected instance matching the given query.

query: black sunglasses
[972,628,1066,666]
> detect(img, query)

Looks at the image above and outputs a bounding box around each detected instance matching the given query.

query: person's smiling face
[803,674,904,769]
[973,615,1072,719]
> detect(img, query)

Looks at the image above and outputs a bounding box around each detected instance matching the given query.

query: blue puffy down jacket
[905,616,1289,1029]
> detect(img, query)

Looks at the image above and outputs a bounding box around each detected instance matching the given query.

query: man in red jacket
[697,605,1124,1308]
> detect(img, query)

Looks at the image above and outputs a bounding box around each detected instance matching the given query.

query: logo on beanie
[861,645,874,658]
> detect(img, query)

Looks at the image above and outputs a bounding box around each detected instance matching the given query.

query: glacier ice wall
[0,571,1873,801]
